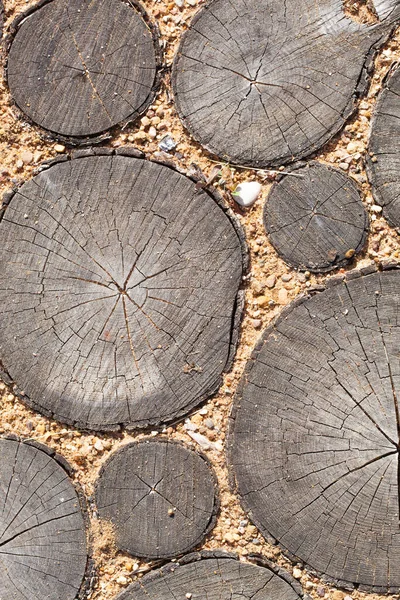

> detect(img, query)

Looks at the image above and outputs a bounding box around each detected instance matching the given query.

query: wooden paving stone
[6,0,160,142]
[0,151,246,431]
[115,551,305,600]
[367,63,400,229]
[172,0,400,168]
[0,436,88,600]
[95,439,218,559]
[264,162,368,272]
[228,266,400,592]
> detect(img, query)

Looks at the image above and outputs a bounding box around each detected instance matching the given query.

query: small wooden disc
[229,267,400,592]
[368,63,400,228]
[115,552,304,600]
[7,0,159,141]
[0,437,87,600]
[95,439,218,559]
[0,152,245,431]
[264,162,368,272]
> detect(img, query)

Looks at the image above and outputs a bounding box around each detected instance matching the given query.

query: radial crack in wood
[0,152,245,431]
[264,162,368,272]
[6,0,159,141]
[172,0,400,168]
[228,267,400,592]
[0,436,88,600]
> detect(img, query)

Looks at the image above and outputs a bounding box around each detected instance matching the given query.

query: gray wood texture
[264,162,368,272]
[367,63,400,229]
[172,0,400,168]
[228,266,400,592]
[0,151,246,431]
[6,0,159,142]
[115,551,305,600]
[0,436,87,600]
[95,439,218,559]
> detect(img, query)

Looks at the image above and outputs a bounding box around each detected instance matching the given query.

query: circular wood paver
[6,0,159,141]
[228,266,400,593]
[95,439,218,559]
[0,151,245,431]
[0,436,87,600]
[367,63,400,229]
[172,0,400,168]
[263,162,368,272]
[115,551,305,600]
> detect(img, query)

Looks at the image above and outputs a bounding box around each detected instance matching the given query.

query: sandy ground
[1,0,400,599]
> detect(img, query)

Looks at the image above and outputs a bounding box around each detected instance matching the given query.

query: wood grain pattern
[228,266,400,592]
[6,0,159,141]
[264,162,368,272]
[0,436,87,600]
[0,151,246,431]
[95,439,218,559]
[172,0,400,168]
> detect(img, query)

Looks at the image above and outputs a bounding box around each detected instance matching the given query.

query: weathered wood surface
[116,552,305,600]
[172,0,400,168]
[95,439,218,558]
[264,162,368,272]
[6,0,159,141]
[367,63,400,229]
[0,152,245,431]
[228,266,400,592]
[0,436,87,600]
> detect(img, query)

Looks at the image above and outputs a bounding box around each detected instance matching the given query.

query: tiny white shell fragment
[232,181,261,207]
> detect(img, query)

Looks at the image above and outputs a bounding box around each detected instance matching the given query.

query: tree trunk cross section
[229,268,400,592]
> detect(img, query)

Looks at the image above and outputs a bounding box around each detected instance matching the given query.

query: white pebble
[293,567,302,579]
[232,181,261,207]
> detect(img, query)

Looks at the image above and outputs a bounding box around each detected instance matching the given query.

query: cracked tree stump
[0,152,245,431]
[263,162,368,272]
[0,436,87,600]
[6,0,159,142]
[95,439,218,559]
[367,63,400,229]
[115,551,304,600]
[228,266,400,592]
[172,0,400,168]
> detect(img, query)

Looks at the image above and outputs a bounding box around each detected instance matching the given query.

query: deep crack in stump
[0,152,245,431]
[228,266,400,592]
[6,0,160,142]
[264,162,368,272]
[172,0,400,168]
[0,436,87,600]
[95,439,218,559]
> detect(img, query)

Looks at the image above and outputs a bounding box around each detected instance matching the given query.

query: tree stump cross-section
[264,162,368,272]
[0,153,245,431]
[0,436,88,600]
[95,439,218,559]
[6,0,160,142]
[229,267,400,592]
[172,0,400,168]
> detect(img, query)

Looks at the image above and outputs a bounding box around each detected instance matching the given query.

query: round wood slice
[228,266,400,593]
[115,552,305,600]
[172,0,400,168]
[264,162,368,272]
[367,63,400,229]
[0,436,87,600]
[0,152,245,431]
[95,439,218,558]
[6,0,159,141]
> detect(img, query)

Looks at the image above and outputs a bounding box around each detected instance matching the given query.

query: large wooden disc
[95,439,218,559]
[0,436,87,600]
[6,0,159,141]
[115,552,305,600]
[264,162,368,272]
[229,267,400,592]
[172,0,400,168]
[0,152,245,431]
[367,63,400,229]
